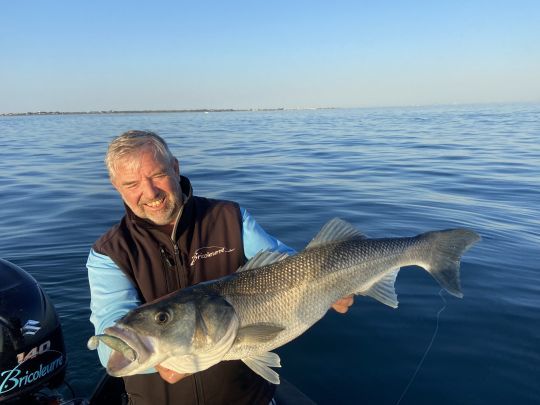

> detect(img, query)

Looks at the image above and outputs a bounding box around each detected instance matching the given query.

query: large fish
[88,218,480,384]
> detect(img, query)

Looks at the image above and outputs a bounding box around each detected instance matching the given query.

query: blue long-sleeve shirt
[87,208,295,371]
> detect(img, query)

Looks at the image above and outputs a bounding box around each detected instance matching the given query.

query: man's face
[111,146,182,225]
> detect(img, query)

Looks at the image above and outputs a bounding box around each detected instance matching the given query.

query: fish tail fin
[419,229,481,298]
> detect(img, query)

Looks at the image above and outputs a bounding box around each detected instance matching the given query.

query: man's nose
[141,178,159,199]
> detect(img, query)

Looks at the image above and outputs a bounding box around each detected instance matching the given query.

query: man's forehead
[115,152,168,177]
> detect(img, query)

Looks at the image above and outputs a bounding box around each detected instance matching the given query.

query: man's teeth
[146,198,164,207]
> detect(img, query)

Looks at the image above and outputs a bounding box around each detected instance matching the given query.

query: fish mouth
[101,325,153,375]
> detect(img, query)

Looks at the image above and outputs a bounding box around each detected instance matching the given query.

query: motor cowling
[0,258,67,403]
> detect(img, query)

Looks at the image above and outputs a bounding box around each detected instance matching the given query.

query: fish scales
[218,236,423,360]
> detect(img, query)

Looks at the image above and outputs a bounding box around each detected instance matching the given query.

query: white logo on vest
[190,246,235,266]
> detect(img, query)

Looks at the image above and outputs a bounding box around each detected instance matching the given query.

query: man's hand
[155,364,190,384]
[331,294,354,313]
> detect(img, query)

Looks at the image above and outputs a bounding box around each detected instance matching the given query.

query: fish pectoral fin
[305,218,367,250]
[235,323,285,345]
[236,251,290,272]
[357,268,400,308]
[242,352,281,384]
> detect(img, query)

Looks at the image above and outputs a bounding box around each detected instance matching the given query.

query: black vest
[93,176,275,404]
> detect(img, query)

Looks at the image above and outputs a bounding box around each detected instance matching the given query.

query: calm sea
[1,104,539,404]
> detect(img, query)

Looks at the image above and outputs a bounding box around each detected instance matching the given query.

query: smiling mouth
[144,196,166,209]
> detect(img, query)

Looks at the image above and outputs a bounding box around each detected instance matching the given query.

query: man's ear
[173,158,180,176]
[110,176,120,192]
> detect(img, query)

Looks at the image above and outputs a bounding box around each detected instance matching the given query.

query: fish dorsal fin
[236,250,290,272]
[305,218,367,250]
[235,323,285,345]
[242,352,281,384]
[357,268,400,308]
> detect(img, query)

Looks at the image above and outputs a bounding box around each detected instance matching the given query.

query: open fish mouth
[88,326,153,375]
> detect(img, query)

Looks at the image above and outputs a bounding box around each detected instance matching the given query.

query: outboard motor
[0,258,67,403]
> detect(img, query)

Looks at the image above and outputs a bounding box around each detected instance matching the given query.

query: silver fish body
[88,218,480,383]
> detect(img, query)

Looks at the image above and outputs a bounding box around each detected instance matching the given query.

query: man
[87,130,353,404]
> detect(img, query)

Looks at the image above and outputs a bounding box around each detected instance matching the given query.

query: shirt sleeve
[86,249,155,374]
[241,207,297,259]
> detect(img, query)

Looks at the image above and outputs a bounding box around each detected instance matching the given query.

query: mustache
[140,194,166,206]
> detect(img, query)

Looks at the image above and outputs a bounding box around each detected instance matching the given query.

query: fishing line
[395,289,447,405]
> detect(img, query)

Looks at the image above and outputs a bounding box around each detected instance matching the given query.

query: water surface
[1,104,539,404]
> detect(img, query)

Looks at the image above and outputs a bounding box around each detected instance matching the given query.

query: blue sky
[1,1,539,113]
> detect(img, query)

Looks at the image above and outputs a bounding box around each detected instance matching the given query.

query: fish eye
[154,311,171,325]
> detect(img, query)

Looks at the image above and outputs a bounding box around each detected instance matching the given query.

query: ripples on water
[1,104,539,404]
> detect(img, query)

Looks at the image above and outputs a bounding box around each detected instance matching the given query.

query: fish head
[95,288,238,376]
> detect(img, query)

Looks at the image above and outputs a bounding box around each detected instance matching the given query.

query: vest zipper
[170,193,188,289]
[193,373,204,404]
[173,242,188,289]
[159,246,173,292]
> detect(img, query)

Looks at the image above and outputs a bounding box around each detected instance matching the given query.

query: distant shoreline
[2,102,537,117]
[0,107,335,117]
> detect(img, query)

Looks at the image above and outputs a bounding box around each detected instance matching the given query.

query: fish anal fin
[242,352,281,384]
[357,268,399,308]
[305,218,367,250]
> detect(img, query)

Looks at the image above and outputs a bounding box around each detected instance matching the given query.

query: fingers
[155,364,190,384]
[331,294,354,314]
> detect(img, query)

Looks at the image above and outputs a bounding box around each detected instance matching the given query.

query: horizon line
[2,100,539,117]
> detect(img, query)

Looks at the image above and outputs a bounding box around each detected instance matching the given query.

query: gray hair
[105,130,176,180]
